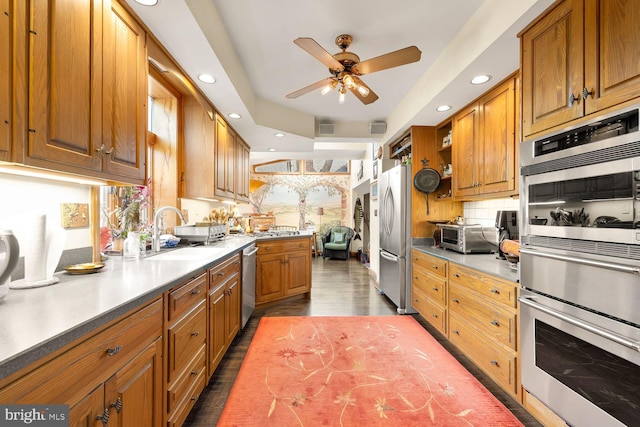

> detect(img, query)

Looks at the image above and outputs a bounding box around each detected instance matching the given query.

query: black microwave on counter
[437,224,498,254]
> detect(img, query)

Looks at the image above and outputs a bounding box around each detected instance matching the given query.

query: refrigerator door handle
[382,186,394,235]
[380,250,399,262]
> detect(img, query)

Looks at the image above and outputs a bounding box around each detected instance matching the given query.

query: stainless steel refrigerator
[379,164,415,314]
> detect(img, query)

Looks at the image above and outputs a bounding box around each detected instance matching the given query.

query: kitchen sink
[144,246,227,261]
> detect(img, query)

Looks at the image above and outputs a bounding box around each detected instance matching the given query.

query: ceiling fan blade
[286,77,335,99]
[294,37,344,72]
[349,76,378,105]
[352,46,421,75]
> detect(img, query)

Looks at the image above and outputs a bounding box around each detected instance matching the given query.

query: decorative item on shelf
[442,130,452,147]
[442,163,452,176]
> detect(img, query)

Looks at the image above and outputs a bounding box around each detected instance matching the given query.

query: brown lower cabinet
[0,249,245,427]
[0,298,164,426]
[411,249,520,400]
[256,237,312,307]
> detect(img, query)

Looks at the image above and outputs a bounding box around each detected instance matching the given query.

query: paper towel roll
[10,213,66,289]
[24,214,47,283]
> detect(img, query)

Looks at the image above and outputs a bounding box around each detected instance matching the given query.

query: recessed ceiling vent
[370,121,387,134]
[318,123,334,135]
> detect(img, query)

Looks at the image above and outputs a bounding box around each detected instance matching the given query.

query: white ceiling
[125,0,554,163]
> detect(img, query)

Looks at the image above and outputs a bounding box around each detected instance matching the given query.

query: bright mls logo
[0,405,68,426]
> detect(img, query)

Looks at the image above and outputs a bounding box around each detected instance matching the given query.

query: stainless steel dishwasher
[241,243,258,328]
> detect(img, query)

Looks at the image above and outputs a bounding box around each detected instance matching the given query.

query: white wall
[0,174,93,255]
[463,197,520,226]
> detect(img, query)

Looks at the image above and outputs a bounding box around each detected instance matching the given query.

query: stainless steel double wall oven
[519,104,640,427]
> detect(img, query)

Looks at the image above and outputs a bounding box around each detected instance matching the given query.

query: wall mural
[248,173,350,236]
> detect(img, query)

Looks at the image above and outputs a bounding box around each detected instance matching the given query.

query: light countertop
[0,235,256,381]
[412,244,519,283]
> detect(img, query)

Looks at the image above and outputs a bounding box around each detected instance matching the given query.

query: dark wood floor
[184,256,542,426]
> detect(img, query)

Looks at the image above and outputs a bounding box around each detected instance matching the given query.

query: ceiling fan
[286,34,421,105]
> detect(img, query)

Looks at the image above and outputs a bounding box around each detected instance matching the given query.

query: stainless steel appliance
[437,223,498,254]
[241,243,258,328]
[379,164,415,314]
[519,104,640,427]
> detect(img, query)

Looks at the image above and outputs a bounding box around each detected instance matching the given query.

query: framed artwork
[371,181,378,200]
[373,161,378,180]
[357,160,364,180]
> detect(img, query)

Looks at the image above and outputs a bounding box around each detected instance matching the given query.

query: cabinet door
[27,0,103,172]
[102,0,147,183]
[521,0,584,137]
[225,277,240,344]
[104,338,163,427]
[479,78,516,195]
[68,385,104,427]
[256,253,286,303]
[208,284,227,375]
[0,0,12,161]
[584,0,640,114]
[452,102,480,197]
[285,251,311,295]
[182,96,215,199]
[235,137,250,202]
[226,127,236,197]
[214,114,234,199]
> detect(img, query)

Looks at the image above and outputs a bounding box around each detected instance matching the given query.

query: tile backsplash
[463,197,520,227]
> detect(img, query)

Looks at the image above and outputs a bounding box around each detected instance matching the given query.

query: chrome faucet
[153,206,187,252]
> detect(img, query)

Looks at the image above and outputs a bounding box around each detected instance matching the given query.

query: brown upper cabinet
[452,75,517,199]
[520,0,640,138]
[235,137,250,203]
[0,0,14,162]
[12,0,146,184]
[215,114,235,200]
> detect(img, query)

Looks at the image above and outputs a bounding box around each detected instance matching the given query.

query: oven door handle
[520,247,640,276]
[519,296,640,352]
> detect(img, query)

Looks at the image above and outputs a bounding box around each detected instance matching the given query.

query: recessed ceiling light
[436,105,452,112]
[134,0,158,5]
[228,113,241,119]
[268,148,276,152]
[471,74,492,85]
[274,132,285,138]
[198,74,216,84]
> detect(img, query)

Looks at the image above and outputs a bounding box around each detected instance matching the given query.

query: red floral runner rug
[218,316,523,426]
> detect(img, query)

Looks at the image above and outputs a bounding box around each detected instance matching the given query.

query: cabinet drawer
[412,286,447,336]
[167,364,207,427]
[168,302,206,384]
[258,238,311,254]
[411,249,447,278]
[0,299,163,404]
[412,264,447,304]
[449,312,518,396]
[168,273,207,322]
[209,253,241,290]
[449,263,517,308]
[167,346,206,413]
[449,283,517,350]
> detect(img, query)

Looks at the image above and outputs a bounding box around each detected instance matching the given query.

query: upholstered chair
[321,226,355,260]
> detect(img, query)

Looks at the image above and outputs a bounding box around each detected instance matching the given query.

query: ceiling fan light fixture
[338,85,346,104]
[342,74,356,89]
[357,85,370,97]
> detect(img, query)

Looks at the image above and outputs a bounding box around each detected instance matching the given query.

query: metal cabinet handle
[453,273,460,278]
[191,371,198,375]
[432,313,438,318]
[106,345,122,356]
[568,92,579,107]
[490,360,499,366]
[432,287,439,291]
[452,329,460,335]
[96,408,110,426]
[490,320,500,326]
[109,397,122,414]
[489,289,499,294]
[217,272,225,276]
[191,289,201,295]
[452,298,459,303]
[582,87,594,100]
[191,331,199,337]
[432,265,439,270]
